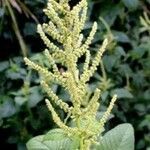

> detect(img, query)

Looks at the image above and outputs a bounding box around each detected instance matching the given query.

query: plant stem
[76,117,84,150]
[100,60,107,80]
[100,17,114,42]
[80,137,84,150]
[5,0,28,57]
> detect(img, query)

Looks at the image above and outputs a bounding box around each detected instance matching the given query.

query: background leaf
[0,98,16,119]
[111,88,133,99]
[122,0,139,10]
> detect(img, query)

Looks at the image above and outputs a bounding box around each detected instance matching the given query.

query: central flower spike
[24,0,117,149]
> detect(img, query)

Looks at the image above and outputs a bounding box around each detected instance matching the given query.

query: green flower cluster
[24,0,117,149]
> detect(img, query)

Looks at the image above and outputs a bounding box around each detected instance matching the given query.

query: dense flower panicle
[37,24,62,51]
[42,23,64,43]
[24,0,117,149]
[83,50,90,72]
[41,80,73,113]
[45,99,77,134]
[99,94,117,127]
[80,39,108,84]
[83,88,101,116]
[24,57,66,84]
[74,22,98,58]
[44,49,59,74]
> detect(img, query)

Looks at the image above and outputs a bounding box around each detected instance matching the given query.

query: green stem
[5,0,28,57]
[99,17,114,41]
[77,117,80,128]
[80,137,84,150]
[100,60,107,80]
[76,117,85,150]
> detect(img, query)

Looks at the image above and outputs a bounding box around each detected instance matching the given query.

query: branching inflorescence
[24,0,117,149]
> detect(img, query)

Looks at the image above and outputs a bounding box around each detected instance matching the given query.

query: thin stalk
[80,137,84,150]
[99,17,114,42]
[5,0,28,57]
[100,60,107,80]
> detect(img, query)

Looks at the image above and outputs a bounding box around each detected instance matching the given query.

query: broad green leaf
[15,96,27,106]
[130,46,147,60]
[132,71,145,88]
[115,46,126,57]
[113,31,130,43]
[6,68,26,80]
[27,86,43,108]
[111,88,133,98]
[43,129,68,141]
[0,99,16,119]
[94,123,134,150]
[103,55,117,72]
[99,4,124,26]
[26,129,80,150]
[118,64,132,76]
[122,0,139,10]
[42,138,79,150]
[139,114,150,130]
[26,135,49,150]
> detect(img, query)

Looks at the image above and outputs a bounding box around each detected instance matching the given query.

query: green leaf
[113,31,130,43]
[132,71,145,88]
[147,0,150,4]
[0,8,5,18]
[115,46,126,57]
[99,4,124,26]
[0,119,3,126]
[94,123,134,150]
[122,0,139,10]
[118,64,132,76]
[15,96,27,106]
[0,98,16,119]
[111,88,133,98]
[23,23,37,36]
[0,61,9,72]
[43,129,80,149]
[6,67,26,80]
[103,55,117,72]
[43,129,68,141]
[26,135,49,150]
[27,86,43,108]
[130,46,147,60]
[26,129,80,150]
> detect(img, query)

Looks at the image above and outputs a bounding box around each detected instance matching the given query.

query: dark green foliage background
[0,0,150,149]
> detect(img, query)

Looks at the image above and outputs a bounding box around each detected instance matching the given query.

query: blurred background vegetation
[0,0,150,149]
